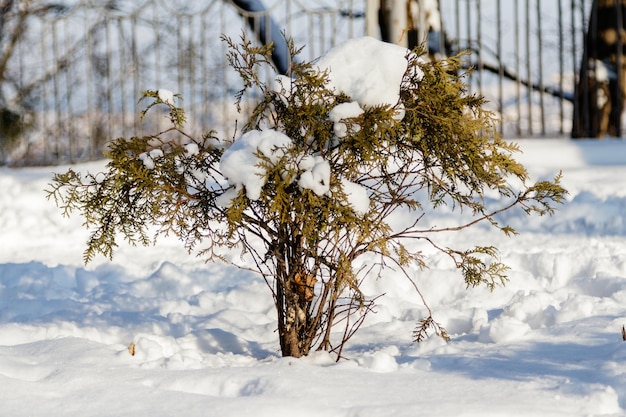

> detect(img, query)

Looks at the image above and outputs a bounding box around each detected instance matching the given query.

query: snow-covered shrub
[48,35,566,358]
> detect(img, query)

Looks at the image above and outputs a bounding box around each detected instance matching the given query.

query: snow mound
[315,36,414,108]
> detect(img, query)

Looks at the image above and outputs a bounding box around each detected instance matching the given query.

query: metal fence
[0,0,603,165]
[440,0,590,138]
[0,0,364,165]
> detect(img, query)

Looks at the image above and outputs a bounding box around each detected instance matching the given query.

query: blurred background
[0,0,620,166]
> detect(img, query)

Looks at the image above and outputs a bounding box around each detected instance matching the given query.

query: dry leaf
[295,272,318,302]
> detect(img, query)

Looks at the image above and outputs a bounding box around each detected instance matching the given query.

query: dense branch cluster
[48,35,566,358]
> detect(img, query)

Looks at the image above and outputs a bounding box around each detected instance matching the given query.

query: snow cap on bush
[315,36,416,108]
[219,129,293,202]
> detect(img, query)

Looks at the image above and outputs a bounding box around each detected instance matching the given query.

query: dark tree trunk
[573,0,626,138]
[230,0,290,75]
[276,276,317,357]
[274,225,317,358]
[378,0,448,58]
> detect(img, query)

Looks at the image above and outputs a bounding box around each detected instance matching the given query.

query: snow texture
[315,36,410,108]
[328,101,364,138]
[340,178,370,215]
[2,139,626,416]
[219,128,293,202]
[157,88,175,106]
[297,156,331,196]
[184,143,199,156]
[139,148,164,170]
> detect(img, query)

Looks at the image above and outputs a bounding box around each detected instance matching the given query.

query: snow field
[1,139,626,416]
[3,33,626,416]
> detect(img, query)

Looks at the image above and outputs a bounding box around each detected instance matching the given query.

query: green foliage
[47,99,226,264]
[413,315,450,343]
[47,34,567,358]
[139,90,186,127]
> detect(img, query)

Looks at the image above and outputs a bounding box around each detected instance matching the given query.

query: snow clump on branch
[157,89,176,106]
[219,36,424,214]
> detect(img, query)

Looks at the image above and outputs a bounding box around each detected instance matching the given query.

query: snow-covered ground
[0,138,625,416]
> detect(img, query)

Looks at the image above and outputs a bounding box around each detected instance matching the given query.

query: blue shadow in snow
[420,327,626,409]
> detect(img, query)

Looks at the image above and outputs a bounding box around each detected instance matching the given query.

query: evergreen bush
[48,35,567,358]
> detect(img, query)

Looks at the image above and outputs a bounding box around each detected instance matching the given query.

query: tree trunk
[230,0,290,75]
[573,0,626,138]
[276,276,314,357]
[274,226,317,358]
[378,0,407,47]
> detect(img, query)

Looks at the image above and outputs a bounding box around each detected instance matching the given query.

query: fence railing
[440,0,591,138]
[0,0,603,165]
[0,0,364,165]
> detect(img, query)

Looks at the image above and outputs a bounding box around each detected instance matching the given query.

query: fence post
[366,0,380,38]
[379,0,408,47]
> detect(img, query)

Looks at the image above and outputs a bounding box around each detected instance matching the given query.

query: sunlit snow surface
[1,138,626,416]
[1,30,626,417]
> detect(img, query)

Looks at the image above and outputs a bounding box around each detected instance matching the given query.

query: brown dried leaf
[295,272,318,302]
